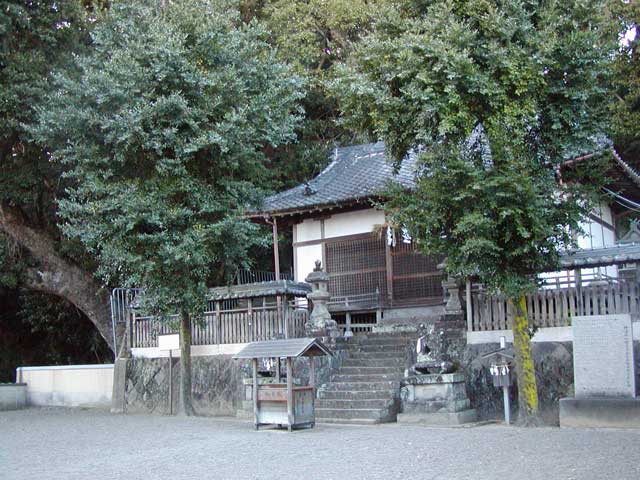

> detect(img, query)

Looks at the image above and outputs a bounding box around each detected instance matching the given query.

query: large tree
[333,0,614,425]
[33,0,303,414]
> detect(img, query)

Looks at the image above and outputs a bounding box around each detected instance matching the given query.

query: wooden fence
[470,282,640,331]
[133,305,308,348]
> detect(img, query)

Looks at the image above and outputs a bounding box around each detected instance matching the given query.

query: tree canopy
[333,0,614,296]
[34,0,304,315]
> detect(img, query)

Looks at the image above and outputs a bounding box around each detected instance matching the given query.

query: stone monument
[560,314,640,428]
[305,260,339,338]
[397,324,477,425]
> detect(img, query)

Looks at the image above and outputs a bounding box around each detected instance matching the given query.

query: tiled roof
[256,142,417,216]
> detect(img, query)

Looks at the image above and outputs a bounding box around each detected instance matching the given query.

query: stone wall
[123,346,343,416]
[462,341,640,425]
[124,355,244,416]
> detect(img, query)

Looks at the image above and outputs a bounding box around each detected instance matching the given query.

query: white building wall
[293,208,385,281]
[296,244,323,282]
[542,203,618,286]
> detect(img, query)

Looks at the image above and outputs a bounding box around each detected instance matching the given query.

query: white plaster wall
[296,244,323,282]
[293,208,386,282]
[16,364,114,407]
[296,218,322,242]
[323,208,385,239]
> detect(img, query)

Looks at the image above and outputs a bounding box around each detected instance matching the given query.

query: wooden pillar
[252,358,259,430]
[310,356,316,388]
[247,298,254,341]
[275,357,281,383]
[385,227,393,302]
[215,301,221,344]
[286,356,294,432]
[466,279,473,332]
[272,218,280,279]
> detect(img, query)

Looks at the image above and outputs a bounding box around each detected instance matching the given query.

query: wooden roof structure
[233,337,332,359]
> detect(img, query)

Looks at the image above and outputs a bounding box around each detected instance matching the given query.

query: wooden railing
[132,305,308,348]
[469,282,640,331]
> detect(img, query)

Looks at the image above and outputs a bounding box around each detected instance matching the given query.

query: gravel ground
[1,407,639,480]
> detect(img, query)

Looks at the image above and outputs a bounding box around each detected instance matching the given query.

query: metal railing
[234,270,292,285]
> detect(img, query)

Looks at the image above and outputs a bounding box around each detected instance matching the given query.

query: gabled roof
[254,142,417,217]
[208,280,310,301]
[233,338,332,359]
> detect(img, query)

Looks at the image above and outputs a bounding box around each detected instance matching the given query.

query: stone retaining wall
[123,344,344,416]
[462,341,640,425]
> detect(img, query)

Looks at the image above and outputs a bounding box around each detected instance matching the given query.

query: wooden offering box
[234,338,332,431]
[256,384,315,427]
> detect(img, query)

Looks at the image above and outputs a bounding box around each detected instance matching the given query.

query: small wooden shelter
[234,338,332,431]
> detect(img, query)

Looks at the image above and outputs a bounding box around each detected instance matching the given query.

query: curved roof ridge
[255,141,415,216]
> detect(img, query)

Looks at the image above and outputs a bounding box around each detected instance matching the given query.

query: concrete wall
[16,364,113,408]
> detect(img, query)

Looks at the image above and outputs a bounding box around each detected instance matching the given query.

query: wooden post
[286,357,294,432]
[275,357,281,383]
[466,279,473,332]
[385,227,394,302]
[310,356,316,388]
[272,218,280,279]
[252,358,259,430]
[248,298,254,342]
[215,301,221,344]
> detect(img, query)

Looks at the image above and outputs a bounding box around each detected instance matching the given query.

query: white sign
[158,333,180,351]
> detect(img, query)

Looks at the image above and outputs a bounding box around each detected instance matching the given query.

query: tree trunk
[178,309,196,416]
[509,294,541,426]
[0,204,118,354]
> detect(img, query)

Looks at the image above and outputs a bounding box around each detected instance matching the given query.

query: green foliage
[32,0,304,318]
[0,0,97,222]
[608,1,639,162]
[334,0,615,296]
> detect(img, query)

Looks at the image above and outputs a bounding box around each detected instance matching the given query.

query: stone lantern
[305,260,339,338]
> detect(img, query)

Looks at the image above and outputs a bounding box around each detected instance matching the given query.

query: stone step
[345,344,409,353]
[317,389,396,400]
[315,407,388,421]
[331,373,404,383]
[350,336,414,346]
[314,417,381,425]
[348,351,407,359]
[341,358,406,368]
[316,399,393,409]
[338,366,403,375]
[323,380,400,392]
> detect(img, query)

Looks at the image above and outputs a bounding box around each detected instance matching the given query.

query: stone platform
[559,397,640,428]
[0,383,27,411]
[397,373,477,425]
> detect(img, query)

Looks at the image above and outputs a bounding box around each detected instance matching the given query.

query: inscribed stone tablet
[572,315,636,398]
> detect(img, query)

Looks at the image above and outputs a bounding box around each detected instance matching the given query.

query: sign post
[158,333,180,415]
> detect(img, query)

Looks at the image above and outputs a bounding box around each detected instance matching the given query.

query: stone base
[397,409,477,426]
[0,383,27,411]
[560,397,640,428]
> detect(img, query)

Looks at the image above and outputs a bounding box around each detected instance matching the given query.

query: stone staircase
[315,333,414,424]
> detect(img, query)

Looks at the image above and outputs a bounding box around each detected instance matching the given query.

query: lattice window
[325,234,387,297]
[391,242,443,301]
